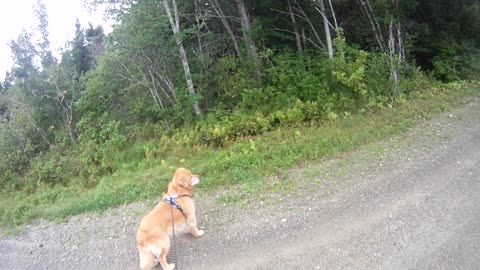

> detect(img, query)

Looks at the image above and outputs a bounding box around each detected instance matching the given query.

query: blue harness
[163,194,191,219]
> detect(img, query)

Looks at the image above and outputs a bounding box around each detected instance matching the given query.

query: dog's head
[172,167,200,189]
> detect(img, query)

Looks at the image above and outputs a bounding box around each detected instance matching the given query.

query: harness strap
[165,194,191,270]
[163,194,191,219]
[170,202,178,270]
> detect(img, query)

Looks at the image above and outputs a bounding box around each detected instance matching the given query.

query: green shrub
[210,56,258,108]
[400,65,436,95]
[431,38,461,82]
[0,125,35,191]
[76,120,128,184]
[365,53,390,98]
[331,33,369,100]
[457,41,480,80]
[432,54,460,82]
[263,51,330,103]
[239,86,293,112]
[25,149,80,188]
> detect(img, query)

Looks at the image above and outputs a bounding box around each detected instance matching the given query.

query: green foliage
[0,129,33,191]
[77,52,122,121]
[76,120,127,182]
[2,0,480,229]
[239,86,294,112]
[210,56,257,108]
[332,34,368,97]
[1,83,477,229]
[431,39,460,82]
[25,146,80,188]
[62,19,94,78]
[364,53,390,101]
[332,50,368,96]
[399,65,436,95]
[262,51,330,103]
[412,0,480,81]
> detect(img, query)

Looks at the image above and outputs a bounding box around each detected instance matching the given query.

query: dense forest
[1,0,480,195]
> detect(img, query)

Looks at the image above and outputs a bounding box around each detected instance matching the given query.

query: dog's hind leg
[138,246,157,270]
[157,244,175,270]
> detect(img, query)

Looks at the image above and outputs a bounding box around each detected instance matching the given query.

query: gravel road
[1,97,479,270]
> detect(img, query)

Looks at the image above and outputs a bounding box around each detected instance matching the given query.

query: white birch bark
[288,0,303,54]
[357,0,386,51]
[388,20,400,96]
[162,0,201,115]
[207,0,242,58]
[234,0,261,80]
[317,0,333,59]
[328,0,338,31]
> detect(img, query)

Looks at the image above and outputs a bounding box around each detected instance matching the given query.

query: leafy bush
[364,53,390,98]
[0,125,34,191]
[400,65,436,95]
[330,33,370,111]
[263,51,330,103]
[210,55,258,109]
[457,41,480,80]
[75,120,127,185]
[186,43,415,147]
[432,53,460,82]
[239,86,293,112]
[24,147,81,189]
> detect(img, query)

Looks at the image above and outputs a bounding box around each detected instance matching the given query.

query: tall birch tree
[234,0,261,80]
[317,0,334,59]
[162,0,201,115]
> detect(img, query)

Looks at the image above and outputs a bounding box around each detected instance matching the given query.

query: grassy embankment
[1,82,478,230]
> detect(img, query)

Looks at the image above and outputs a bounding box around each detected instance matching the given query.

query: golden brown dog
[136,168,204,270]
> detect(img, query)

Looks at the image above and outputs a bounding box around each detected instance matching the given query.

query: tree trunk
[288,0,303,54]
[301,26,307,50]
[356,0,386,51]
[162,0,201,116]
[295,2,325,49]
[234,0,261,81]
[392,0,405,63]
[397,20,405,63]
[207,0,242,58]
[327,0,338,31]
[317,0,333,59]
[65,92,77,144]
[388,20,400,96]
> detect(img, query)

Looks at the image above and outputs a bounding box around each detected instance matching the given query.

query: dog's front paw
[168,263,175,270]
[198,229,205,237]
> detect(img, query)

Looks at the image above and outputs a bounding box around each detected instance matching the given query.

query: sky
[0,0,112,79]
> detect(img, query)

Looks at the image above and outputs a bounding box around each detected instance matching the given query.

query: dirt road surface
[1,97,479,270]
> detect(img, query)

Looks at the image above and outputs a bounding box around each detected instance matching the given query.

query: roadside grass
[0,83,478,231]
